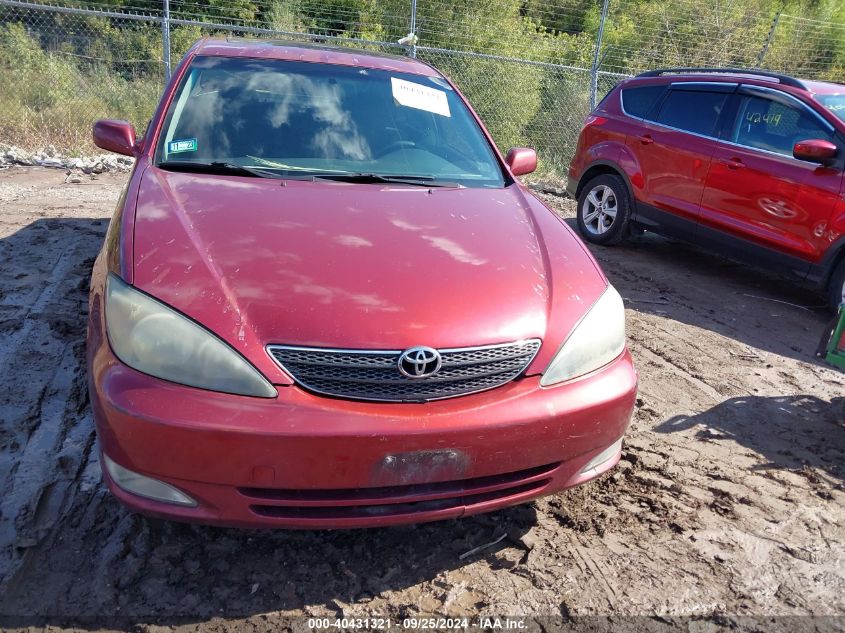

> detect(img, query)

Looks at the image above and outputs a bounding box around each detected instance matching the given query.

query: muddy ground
[0,167,842,630]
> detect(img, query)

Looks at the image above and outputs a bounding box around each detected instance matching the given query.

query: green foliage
[263,0,309,33]
[206,0,259,23]
[170,24,206,59]
[295,0,389,40]
[523,0,598,36]
[0,21,160,150]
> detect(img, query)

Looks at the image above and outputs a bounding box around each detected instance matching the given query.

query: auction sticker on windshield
[167,138,198,154]
[391,77,451,117]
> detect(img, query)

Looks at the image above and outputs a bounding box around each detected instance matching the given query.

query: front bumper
[89,334,637,528]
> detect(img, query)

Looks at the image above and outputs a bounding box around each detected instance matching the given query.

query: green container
[824,304,845,370]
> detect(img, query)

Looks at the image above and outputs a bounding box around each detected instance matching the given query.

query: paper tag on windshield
[391,78,451,117]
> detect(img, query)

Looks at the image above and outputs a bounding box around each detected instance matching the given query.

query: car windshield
[815,93,845,123]
[155,55,506,188]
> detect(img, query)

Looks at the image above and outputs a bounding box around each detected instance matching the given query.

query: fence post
[409,0,418,58]
[590,0,610,110]
[162,0,172,82]
[757,10,781,66]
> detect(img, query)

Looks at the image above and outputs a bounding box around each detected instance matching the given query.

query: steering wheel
[374,140,416,157]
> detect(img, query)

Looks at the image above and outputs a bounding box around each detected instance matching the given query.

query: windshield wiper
[157,161,278,178]
[157,163,462,187]
[308,173,462,188]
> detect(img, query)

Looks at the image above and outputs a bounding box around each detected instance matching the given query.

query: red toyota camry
[87,37,637,529]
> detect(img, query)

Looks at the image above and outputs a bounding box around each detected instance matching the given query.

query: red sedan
[87,38,637,529]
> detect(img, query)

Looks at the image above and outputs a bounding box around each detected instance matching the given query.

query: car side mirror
[93,119,138,156]
[505,147,537,176]
[793,138,837,165]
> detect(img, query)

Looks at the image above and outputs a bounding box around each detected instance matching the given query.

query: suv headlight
[104,274,276,398]
[540,285,625,386]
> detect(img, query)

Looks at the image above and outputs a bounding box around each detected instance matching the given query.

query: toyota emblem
[398,346,442,378]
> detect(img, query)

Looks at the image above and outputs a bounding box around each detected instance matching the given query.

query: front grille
[239,462,559,520]
[267,339,541,402]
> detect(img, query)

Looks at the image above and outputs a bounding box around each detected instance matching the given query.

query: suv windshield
[155,55,506,188]
[816,93,845,124]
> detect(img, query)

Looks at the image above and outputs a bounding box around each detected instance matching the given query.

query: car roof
[193,38,441,78]
[627,68,845,96]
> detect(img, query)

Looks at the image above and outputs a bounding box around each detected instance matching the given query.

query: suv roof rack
[636,68,805,90]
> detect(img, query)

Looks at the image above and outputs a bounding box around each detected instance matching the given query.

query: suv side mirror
[793,138,837,164]
[505,147,537,176]
[93,119,138,156]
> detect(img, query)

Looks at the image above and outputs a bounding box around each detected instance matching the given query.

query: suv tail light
[583,115,608,128]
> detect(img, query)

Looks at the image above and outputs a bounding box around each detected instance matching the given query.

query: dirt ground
[0,167,843,631]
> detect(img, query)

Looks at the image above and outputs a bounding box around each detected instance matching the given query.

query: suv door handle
[721,157,744,170]
[639,134,654,145]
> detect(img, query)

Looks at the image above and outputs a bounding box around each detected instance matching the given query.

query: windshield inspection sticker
[391,77,451,117]
[167,138,198,154]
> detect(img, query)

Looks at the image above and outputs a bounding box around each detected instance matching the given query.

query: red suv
[568,68,845,310]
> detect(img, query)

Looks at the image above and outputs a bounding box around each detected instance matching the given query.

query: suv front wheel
[576,174,632,246]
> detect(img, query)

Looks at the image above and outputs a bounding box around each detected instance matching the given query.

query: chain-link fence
[2,0,845,180]
[0,2,165,152]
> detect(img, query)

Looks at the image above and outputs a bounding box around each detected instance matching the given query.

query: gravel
[0,143,134,174]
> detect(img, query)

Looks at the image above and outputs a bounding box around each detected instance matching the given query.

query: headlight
[540,284,625,386]
[104,274,276,398]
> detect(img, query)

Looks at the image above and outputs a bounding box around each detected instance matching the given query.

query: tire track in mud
[0,247,81,370]
[0,172,111,597]
[0,283,97,593]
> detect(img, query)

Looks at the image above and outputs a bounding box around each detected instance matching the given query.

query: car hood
[132,168,606,383]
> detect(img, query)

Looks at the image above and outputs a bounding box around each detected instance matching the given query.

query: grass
[0,23,162,153]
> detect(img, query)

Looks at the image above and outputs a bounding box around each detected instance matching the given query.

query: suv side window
[731,94,833,157]
[621,85,665,118]
[655,89,729,137]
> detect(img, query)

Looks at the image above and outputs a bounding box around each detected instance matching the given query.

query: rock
[5,147,34,166]
[701,427,728,440]
[508,526,538,551]
[0,144,134,172]
[528,181,569,198]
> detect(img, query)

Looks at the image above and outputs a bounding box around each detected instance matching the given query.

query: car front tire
[576,174,632,246]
